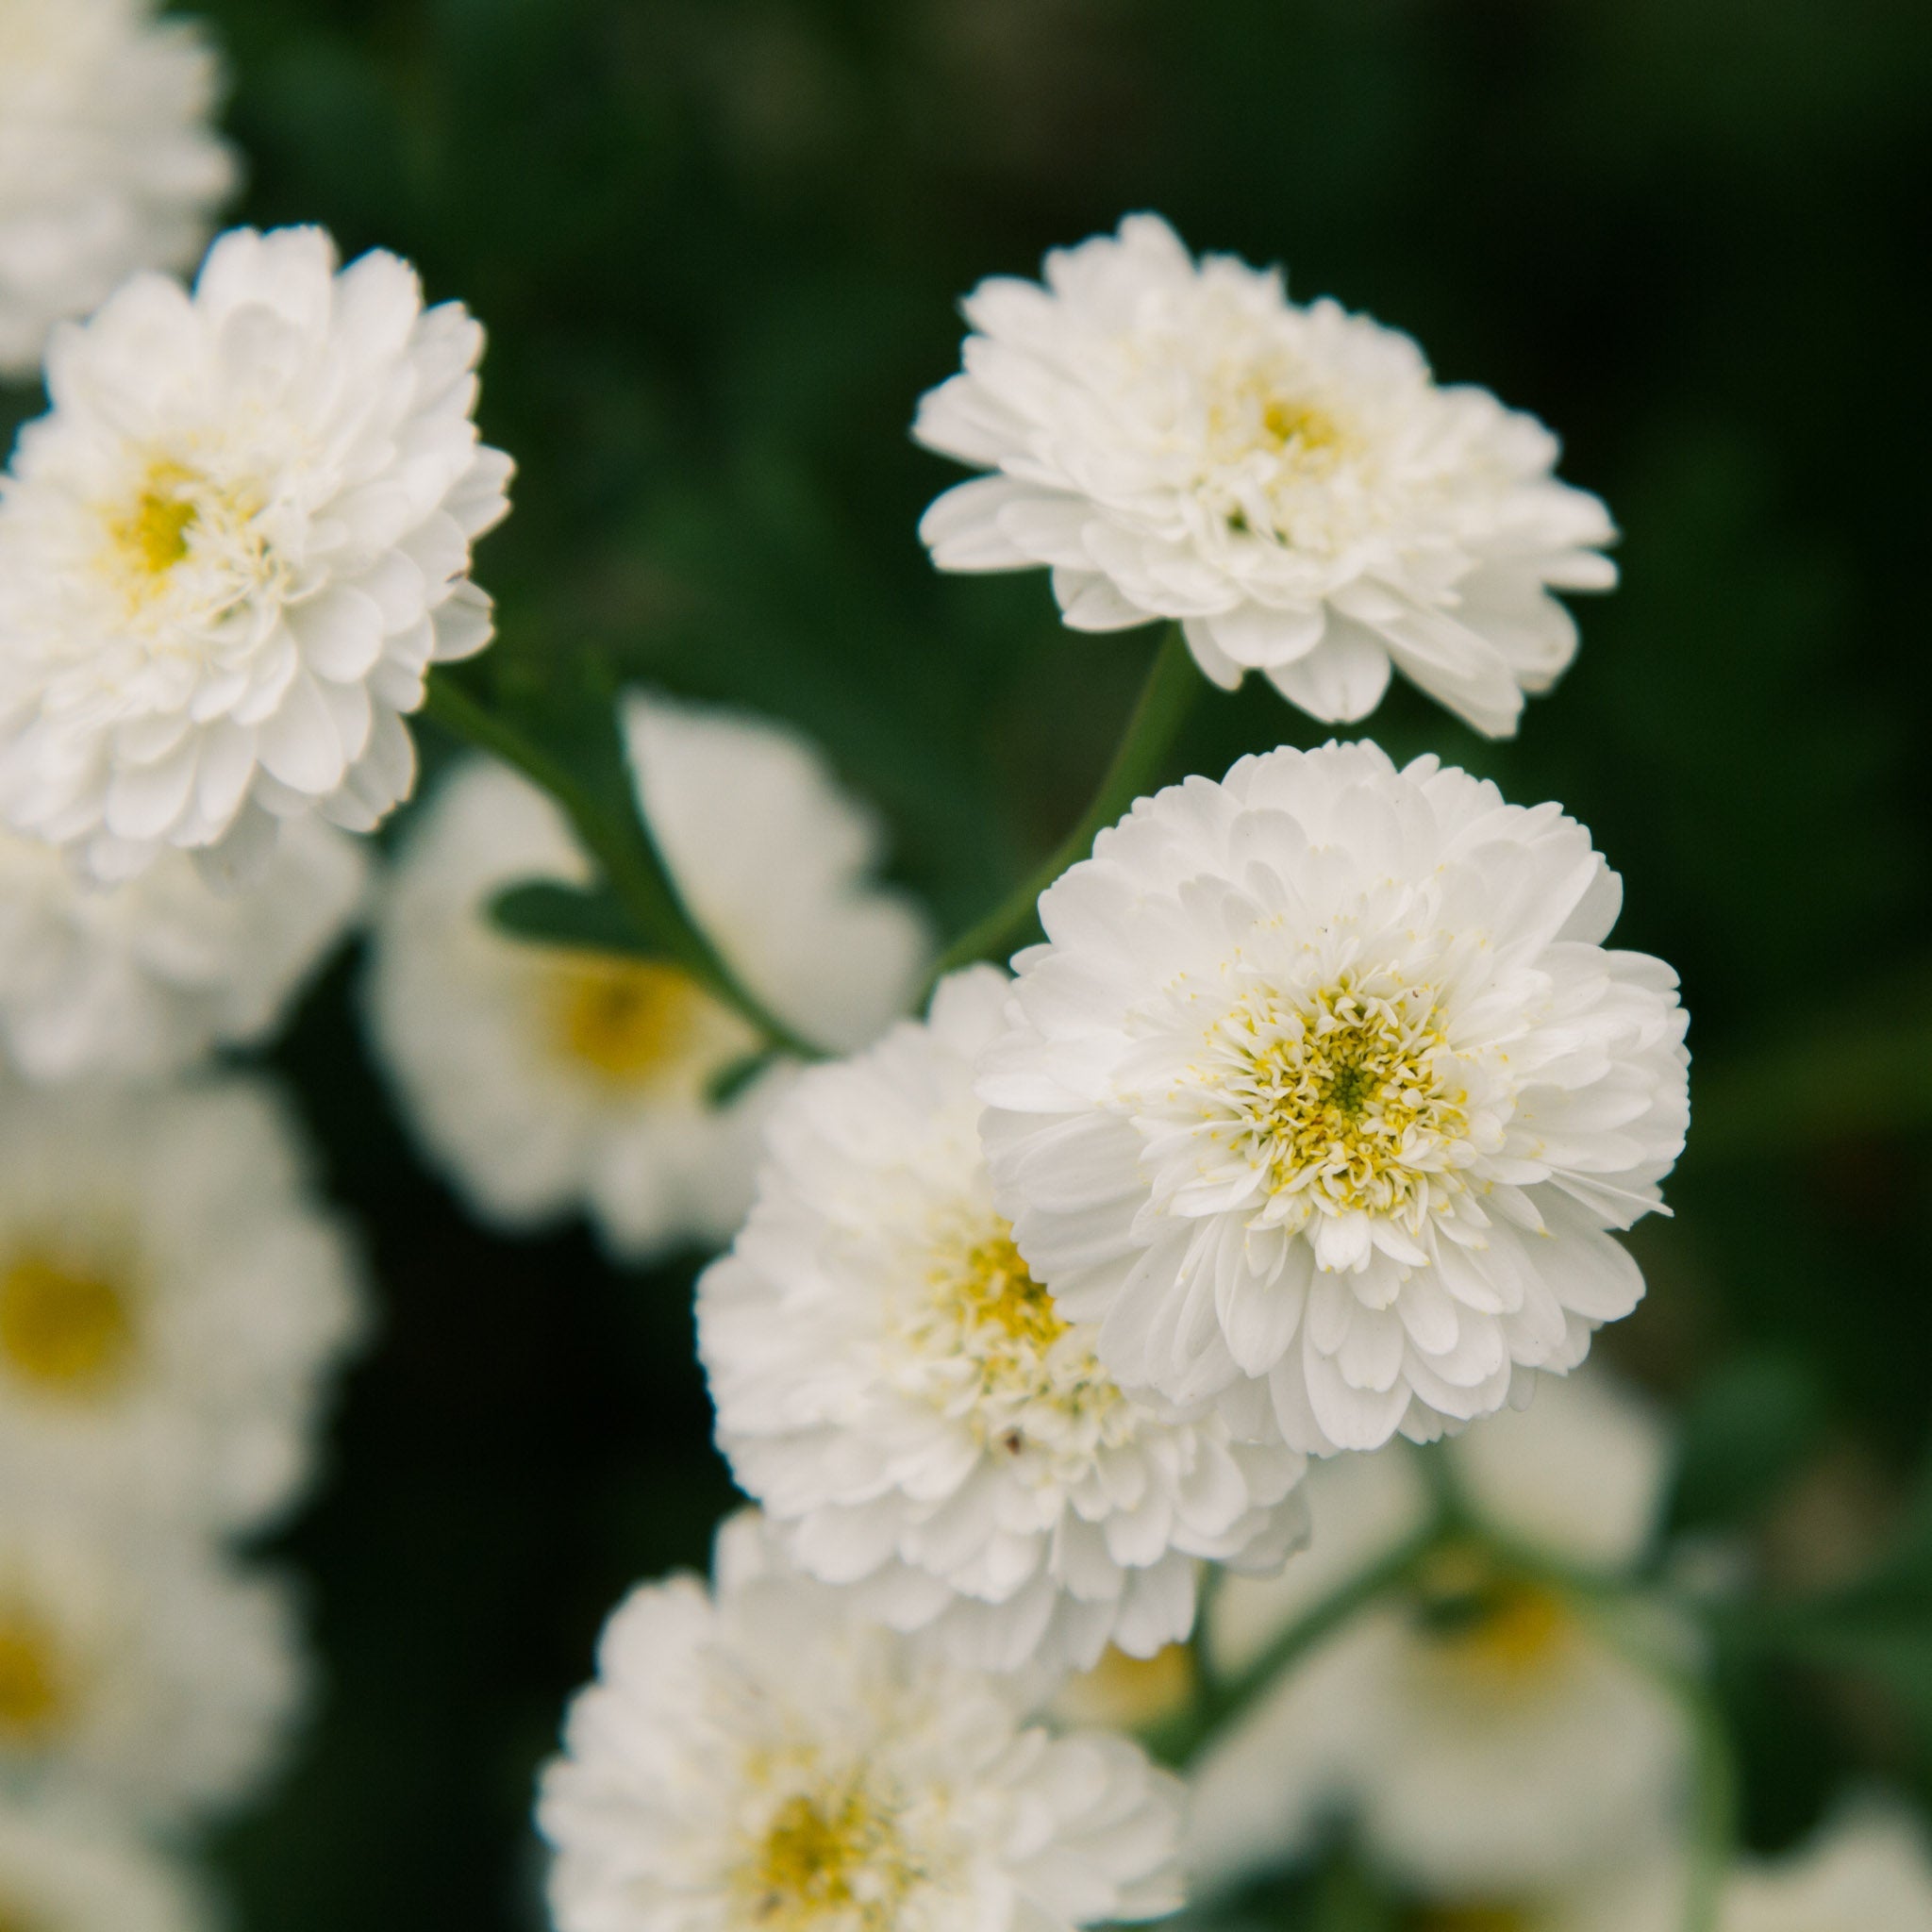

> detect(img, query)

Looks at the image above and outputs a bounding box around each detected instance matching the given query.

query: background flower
[916,215,1614,737]
[0,0,236,379]
[368,691,930,1258]
[0,1793,217,1932]
[0,225,512,881]
[700,964,1307,1674]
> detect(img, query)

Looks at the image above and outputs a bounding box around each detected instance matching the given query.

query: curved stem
[423,674,820,1059]
[924,625,1200,989]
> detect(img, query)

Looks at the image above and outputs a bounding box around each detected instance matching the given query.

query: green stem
[422,674,820,1059]
[1151,1524,1440,1768]
[924,625,1200,988]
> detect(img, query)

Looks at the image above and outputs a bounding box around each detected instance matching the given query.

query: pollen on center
[0,1609,70,1745]
[547,954,707,1087]
[744,1782,913,1930]
[106,458,203,583]
[0,1251,138,1399]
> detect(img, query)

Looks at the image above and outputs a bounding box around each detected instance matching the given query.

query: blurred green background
[118,0,1932,1923]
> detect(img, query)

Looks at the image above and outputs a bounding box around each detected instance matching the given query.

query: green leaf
[488,879,658,958]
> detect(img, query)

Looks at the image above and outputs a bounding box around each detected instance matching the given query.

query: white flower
[0,225,513,883]
[0,817,364,1081]
[368,691,931,1259]
[698,966,1307,1675]
[0,1793,216,1932]
[915,214,1614,738]
[0,1499,303,1825]
[1720,1803,1932,1932]
[0,0,236,380]
[537,1512,1185,1932]
[979,741,1689,1457]
[1186,1374,1690,1898]
[0,1076,365,1533]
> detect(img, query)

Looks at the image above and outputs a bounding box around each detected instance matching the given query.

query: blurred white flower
[1189,1374,1689,1898]
[0,0,236,379]
[916,215,1614,737]
[0,1499,303,1826]
[368,692,931,1259]
[698,966,1307,1674]
[0,817,364,1082]
[537,1511,1186,1932]
[0,1792,217,1932]
[0,225,513,883]
[0,1077,366,1533]
[1720,1802,1932,1932]
[979,742,1688,1457]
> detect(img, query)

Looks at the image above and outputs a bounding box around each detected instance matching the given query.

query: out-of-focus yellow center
[1058,1641,1195,1732]
[0,1612,67,1745]
[0,1899,35,1932]
[1409,1905,1534,1932]
[952,1225,1065,1351]
[1258,395,1345,457]
[107,459,202,580]
[0,1254,136,1398]
[745,1785,911,1928]
[1411,1548,1576,1690]
[547,955,704,1086]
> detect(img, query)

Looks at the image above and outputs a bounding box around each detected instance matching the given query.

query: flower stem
[422,673,821,1059]
[924,625,1200,989]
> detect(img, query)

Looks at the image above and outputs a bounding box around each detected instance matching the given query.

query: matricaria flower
[1188,1374,1690,1898]
[979,742,1689,1457]
[0,0,236,379]
[0,817,364,1081]
[916,215,1614,737]
[537,1512,1185,1932]
[0,225,513,882]
[0,1794,216,1932]
[698,966,1307,1674]
[0,1499,303,1825]
[369,691,930,1259]
[0,1077,365,1532]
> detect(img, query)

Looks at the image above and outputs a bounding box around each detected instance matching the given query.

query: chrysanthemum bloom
[369,692,930,1259]
[699,966,1307,1674]
[916,215,1614,737]
[979,742,1689,1457]
[1187,1374,1689,1898]
[0,225,513,883]
[0,1794,216,1932]
[537,1513,1185,1932]
[0,818,363,1081]
[0,1078,365,1531]
[0,0,236,379]
[0,1501,302,1824]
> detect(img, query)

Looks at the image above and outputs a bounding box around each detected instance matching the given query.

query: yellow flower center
[1410,1549,1576,1692]
[744,1785,913,1929]
[1057,1641,1196,1732]
[1226,979,1469,1220]
[547,954,708,1087]
[1409,1906,1534,1932]
[0,1611,68,1745]
[0,1254,137,1398]
[951,1227,1066,1352]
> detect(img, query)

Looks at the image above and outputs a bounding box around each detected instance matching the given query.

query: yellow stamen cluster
[1227,979,1468,1223]
[0,1611,67,1745]
[1409,1548,1576,1693]
[548,955,705,1088]
[744,1783,914,1930]
[0,1253,137,1398]
[952,1228,1067,1353]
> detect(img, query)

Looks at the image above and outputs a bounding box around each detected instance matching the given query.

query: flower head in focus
[0,817,363,1081]
[0,1500,303,1826]
[916,215,1614,737]
[0,1793,217,1932]
[368,692,930,1259]
[699,966,1307,1674]
[979,742,1689,1457]
[1188,1374,1690,1898]
[0,1077,365,1532]
[537,1511,1185,1932]
[0,225,513,882]
[0,0,236,379]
